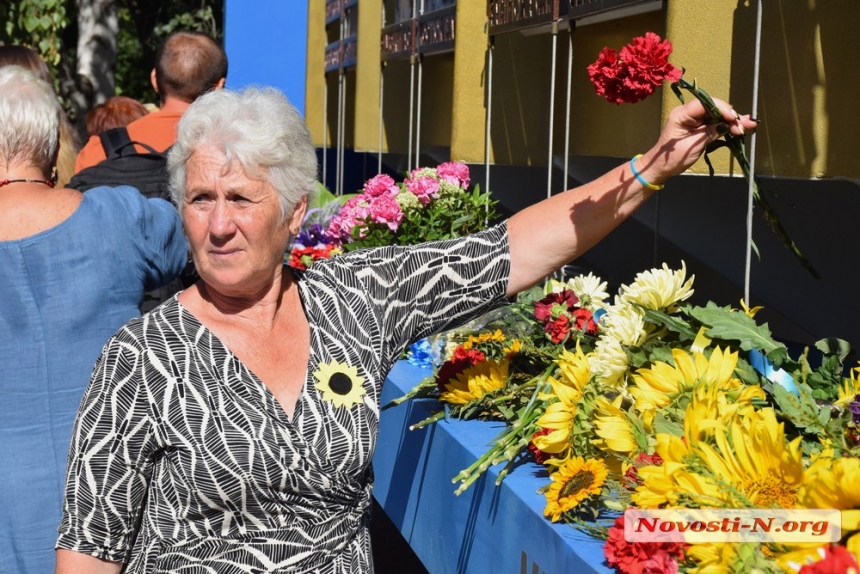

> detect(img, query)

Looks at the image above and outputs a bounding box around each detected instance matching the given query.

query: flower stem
[672,77,820,280]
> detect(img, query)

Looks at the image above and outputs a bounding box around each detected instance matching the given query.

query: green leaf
[690,303,783,353]
[642,308,697,339]
[815,337,853,362]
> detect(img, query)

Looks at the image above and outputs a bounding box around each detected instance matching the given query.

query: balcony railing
[325,0,342,24]
[381,19,415,60]
[416,5,456,55]
[488,0,567,35]
[324,41,341,72]
[568,0,656,20]
[381,4,457,60]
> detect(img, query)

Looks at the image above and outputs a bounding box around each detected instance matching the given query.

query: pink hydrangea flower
[405,173,440,205]
[368,193,404,231]
[325,195,371,243]
[363,174,399,197]
[436,162,470,189]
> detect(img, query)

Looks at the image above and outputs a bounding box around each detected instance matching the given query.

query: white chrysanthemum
[618,261,694,311]
[600,304,647,346]
[588,336,629,388]
[567,273,609,311]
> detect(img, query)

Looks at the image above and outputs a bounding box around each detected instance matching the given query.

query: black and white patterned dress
[57,224,510,573]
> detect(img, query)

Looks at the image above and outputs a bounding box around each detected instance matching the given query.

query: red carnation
[623,452,664,491]
[588,32,683,105]
[605,515,685,574]
[798,545,860,574]
[528,428,553,465]
[435,346,485,391]
[573,308,599,335]
[545,315,571,344]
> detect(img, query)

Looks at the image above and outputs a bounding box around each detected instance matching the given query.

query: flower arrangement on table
[587,32,819,279]
[392,262,860,573]
[287,162,497,268]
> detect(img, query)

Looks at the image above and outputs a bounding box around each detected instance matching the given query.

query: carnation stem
[672,77,820,280]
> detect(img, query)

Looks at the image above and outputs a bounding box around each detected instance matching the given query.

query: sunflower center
[744,476,797,508]
[328,373,353,396]
[560,470,595,499]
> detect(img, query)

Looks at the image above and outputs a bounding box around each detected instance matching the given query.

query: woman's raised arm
[55,549,122,574]
[506,97,756,297]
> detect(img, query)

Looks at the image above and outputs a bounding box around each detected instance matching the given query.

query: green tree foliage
[1,0,222,105]
[1,0,69,68]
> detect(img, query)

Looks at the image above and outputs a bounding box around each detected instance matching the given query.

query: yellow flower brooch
[313,360,367,409]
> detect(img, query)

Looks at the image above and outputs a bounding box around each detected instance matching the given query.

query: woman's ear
[288,196,308,235]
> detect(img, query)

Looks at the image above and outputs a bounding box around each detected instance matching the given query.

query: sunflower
[592,394,644,456]
[836,365,860,406]
[617,261,694,311]
[543,456,608,522]
[533,346,590,456]
[799,456,860,531]
[504,339,523,357]
[439,358,508,405]
[634,403,808,511]
[630,347,742,412]
[461,329,506,350]
[313,360,367,409]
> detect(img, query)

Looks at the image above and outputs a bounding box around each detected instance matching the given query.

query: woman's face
[182,145,305,298]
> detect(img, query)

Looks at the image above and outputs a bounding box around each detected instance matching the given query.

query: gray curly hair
[168,86,318,219]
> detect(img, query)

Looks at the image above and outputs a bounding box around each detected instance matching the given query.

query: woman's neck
[193,270,298,330]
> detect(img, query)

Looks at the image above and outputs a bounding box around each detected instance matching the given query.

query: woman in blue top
[0,65,188,574]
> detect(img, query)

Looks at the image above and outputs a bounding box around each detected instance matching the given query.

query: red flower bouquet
[588,32,818,279]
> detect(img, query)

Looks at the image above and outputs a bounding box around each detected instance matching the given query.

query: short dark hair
[154,32,228,103]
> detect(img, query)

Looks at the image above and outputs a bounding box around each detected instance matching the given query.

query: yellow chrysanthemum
[634,404,807,511]
[617,261,694,311]
[543,456,608,522]
[461,329,506,350]
[439,359,508,405]
[567,272,609,311]
[533,346,590,455]
[592,394,641,456]
[600,303,648,346]
[630,347,742,412]
[588,336,629,388]
[313,360,367,409]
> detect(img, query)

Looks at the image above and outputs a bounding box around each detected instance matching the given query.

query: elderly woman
[56,86,755,572]
[0,66,187,574]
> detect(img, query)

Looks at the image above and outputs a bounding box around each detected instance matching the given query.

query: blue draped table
[373,360,613,574]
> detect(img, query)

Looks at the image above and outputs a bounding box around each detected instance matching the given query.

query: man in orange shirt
[74,31,228,172]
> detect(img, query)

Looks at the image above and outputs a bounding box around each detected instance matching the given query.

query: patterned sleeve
[340,222,511,363]
[56,328,159,562]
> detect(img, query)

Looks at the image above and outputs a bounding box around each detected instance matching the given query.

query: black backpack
[68,127,173,203]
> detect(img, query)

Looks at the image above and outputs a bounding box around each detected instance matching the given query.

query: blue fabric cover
[0,187,186,574]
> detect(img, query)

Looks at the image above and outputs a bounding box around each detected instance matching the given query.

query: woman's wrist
[629,150,671,191]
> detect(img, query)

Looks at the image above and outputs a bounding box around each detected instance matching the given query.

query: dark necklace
[0,178,55,188]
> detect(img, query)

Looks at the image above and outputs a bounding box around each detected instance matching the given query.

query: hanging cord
[484,37,494,224]
[323,80,328,189]
[415,54,423,169]
[744,0,764,303]
[546,20,558,200]
[336,71,343,196]
[407,54,416,173]
[563,23,573,192]
[378,63,384,173]
[339,72,347,196]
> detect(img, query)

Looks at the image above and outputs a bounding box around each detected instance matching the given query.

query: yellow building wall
[305,0,326,147]
[354,0,382,152]
[667,0,860,179]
